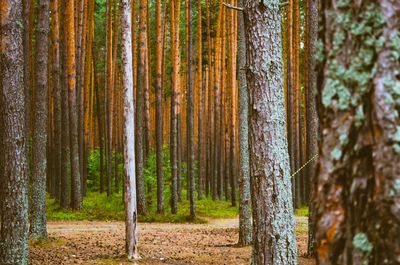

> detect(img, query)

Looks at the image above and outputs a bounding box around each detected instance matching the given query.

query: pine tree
[243,0,297,263]
[66,0,82,210]
[31,0,50,240]
[121,0,140,259]
[0,0,29,262]
[237,0,252,246]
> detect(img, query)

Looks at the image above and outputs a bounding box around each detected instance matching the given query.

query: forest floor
[30,217,315,265]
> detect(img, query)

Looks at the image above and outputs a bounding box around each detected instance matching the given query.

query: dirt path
[30,218,315,265]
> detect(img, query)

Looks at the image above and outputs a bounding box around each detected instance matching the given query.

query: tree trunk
[170,0,181,213]
[305,0,318,256]
[213,3,222,201]
[66,0,82,210]
[155,0,165,214]
[196,0,203,200]
[136,0,148,215]
[60,0,71,209]
[286,0,296,207]
[105,0,113,197]
[0,0,29,262]
[315,1,400,264]
[76,0,86,198]
[243,0,297,263]
[186,0,196,219]
[30,0,50,240]
[237,0,252,246]
[23,0,33,142]
[228,1,237,207]
[120,0,140,259]
[51,0,62,203]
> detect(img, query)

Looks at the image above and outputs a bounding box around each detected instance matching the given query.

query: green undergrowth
[46,191,239,223]
[295,206,309,217]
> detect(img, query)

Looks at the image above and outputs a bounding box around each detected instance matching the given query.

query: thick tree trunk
[31,0,50,240]
[315,1,400,264]
[237,0,252,246]
[66,0,82,210]
[120,0,140,259]
[243,1,297,263]
[305,0,318,256]
[0,0,29,262]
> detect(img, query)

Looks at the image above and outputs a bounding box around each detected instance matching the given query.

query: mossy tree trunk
[243,1,297,264]
[0,0,29,262]
[315,1,400,264]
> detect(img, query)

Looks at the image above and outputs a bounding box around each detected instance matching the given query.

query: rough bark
[315,1,400,264]
[30,0,50,240]
[305,0,318,256]
[243,1,297,264]
[0,0,29,262]
[23,0,33,140]
[237,0,252,246]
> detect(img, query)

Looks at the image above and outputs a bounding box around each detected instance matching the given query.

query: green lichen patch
[393,179,400,194]
[322,78,351,110]
[353,233,373,253]
[336,0,350,8]
[390,126,400,142]
[331,147,342,161]
[316,39,324,63]
[339,132,349,145]
[323,3,386,114]
[355,105,365,127]
[393,144,400,155]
